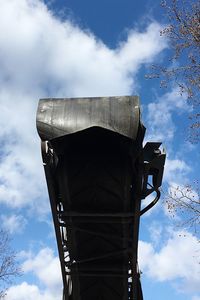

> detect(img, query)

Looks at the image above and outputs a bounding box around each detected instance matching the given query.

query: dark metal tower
[36,96,165,300]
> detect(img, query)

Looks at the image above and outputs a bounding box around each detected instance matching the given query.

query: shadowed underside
[52,128,143,300]
[37,96,165,300]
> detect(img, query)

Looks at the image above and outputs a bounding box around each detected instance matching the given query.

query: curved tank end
[36,96,141,141]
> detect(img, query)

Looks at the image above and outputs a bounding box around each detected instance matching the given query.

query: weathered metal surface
[36,96,140,141]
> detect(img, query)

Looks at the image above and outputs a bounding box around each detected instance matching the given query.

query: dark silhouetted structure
[37,96,165,300]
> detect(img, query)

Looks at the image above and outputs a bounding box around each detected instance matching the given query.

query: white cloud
[148,222,164,247]
[164,158,191,185]
[138,230,200,292]
[0,0,167,97]
[0,0,167,212]
[145,88,189,143]
[1,214,27,234]
[5,247,62,300]
[5,282,60,300]
[22,247,62,292]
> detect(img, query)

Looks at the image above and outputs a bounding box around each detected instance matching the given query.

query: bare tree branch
[165,183,200,237]
[146,0,200,142]
[0,230,21,299]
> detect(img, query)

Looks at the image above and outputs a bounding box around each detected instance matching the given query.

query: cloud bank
[139,230,200,293]
[0,0,167,211]
[6,247,62,300]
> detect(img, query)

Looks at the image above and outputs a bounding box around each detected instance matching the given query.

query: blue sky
[0,0,199,299]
